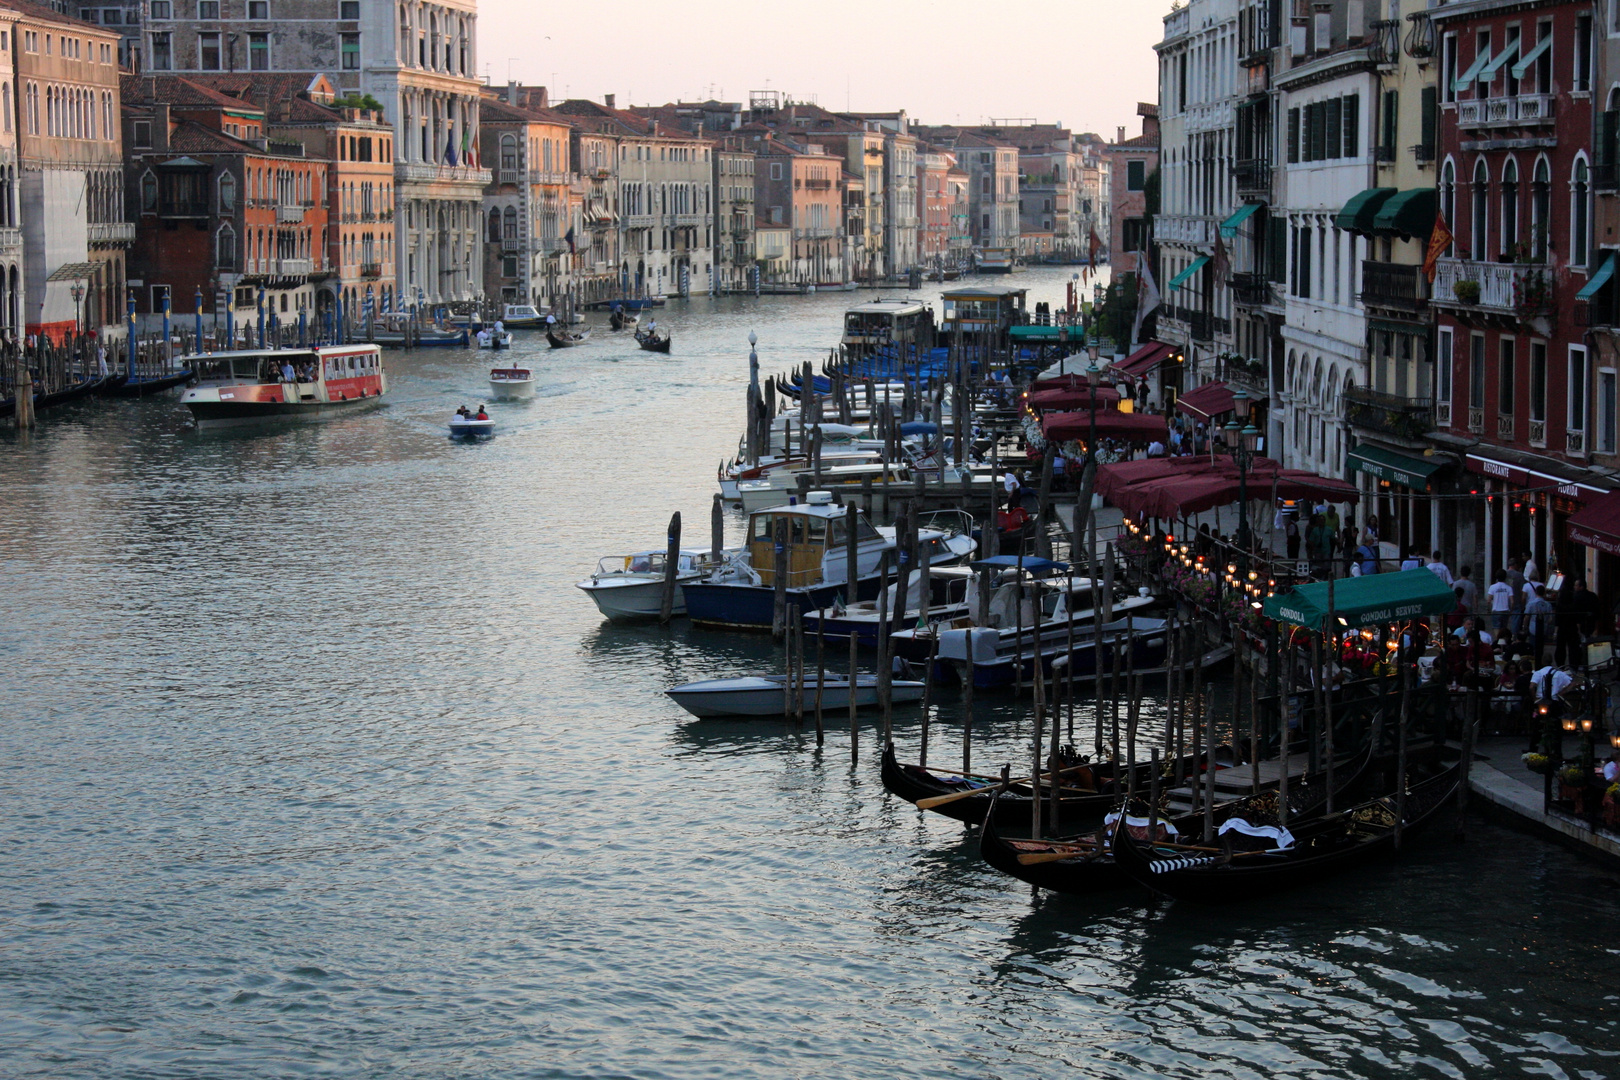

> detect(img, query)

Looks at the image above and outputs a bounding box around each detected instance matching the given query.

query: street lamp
[69,280,84,338]
[1221,388,1260,552]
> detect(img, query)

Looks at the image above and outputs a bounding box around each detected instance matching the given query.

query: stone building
[1105,103,1159,279]
[142,0,487,308]
[713,137,755,293]
[0,7,22,339]
[480,86,574,310]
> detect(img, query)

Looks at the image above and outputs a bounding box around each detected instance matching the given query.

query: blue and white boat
[680,492,976,631]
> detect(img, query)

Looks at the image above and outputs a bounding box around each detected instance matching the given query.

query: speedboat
[488,365,535,399]
[576,548,724,621]
[476,328,513,350]
[679,491,976,631]
[666,673,925,718]
[449,414,495,438]
[179,345,386,428]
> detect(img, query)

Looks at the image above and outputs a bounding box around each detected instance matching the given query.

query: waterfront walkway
[1471,736,1620,862]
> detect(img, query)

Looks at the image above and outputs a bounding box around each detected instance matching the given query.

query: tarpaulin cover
[1175,381,1239,420]
[1112,342,1175,378]
[1566,490,1620,557]
[1026,386,1123,411]
[1262,568,1460,630]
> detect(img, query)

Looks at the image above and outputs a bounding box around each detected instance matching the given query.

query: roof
[479,96,575,129]
[1263,569,1459,631]
[4,0,123,35]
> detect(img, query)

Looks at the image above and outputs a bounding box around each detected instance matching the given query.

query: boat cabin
[748,494,887,588]
[841,299,933,354]
[190,346,383,389]
[940,286,1028,335]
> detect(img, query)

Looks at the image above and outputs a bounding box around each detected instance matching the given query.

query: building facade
[480,89,573,310]
[713,139,754,293]
[1106,103,1160,278]
[0,8,22,339]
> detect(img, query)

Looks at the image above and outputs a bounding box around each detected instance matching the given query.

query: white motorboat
[576,548,725,621]
[501,304,547,329]
[666,673,926,718]
[489,365,535,399]
[476,328,513,350]
[449,414,495,438]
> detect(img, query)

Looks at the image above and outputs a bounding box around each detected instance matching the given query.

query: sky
[478,0,1166,138]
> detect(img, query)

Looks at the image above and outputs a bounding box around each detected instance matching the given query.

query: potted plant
[1523,751,1552,774]
[1558,763,1590,813]
[1604,782,1620,829]
[1452,279,1481,305]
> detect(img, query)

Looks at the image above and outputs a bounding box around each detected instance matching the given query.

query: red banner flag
[1422,211,1453,283]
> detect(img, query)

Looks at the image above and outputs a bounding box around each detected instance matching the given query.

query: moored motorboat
[476,327,513,350]
[488,365,535,399]
[576,548,724,621]
[179,345,387,428]
[667,674,924,718]
[500,304,547,329]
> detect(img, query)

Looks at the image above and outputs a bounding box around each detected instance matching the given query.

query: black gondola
[101,370,193,398]
[1110,759,1460,903]
[547,327,590,349]
[635,329,671,353]
[975,737,1380,895]
[0,373,109,418]
[608,309,638,331]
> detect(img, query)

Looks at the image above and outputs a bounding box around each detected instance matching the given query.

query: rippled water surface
[4,268,1620,1078]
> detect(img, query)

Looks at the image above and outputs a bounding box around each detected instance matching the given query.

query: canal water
[3,267,1618,1078]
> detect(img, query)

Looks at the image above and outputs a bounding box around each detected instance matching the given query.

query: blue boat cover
[972,555,1069,572]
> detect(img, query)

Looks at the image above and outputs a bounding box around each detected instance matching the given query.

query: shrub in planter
[1453,279,1481,304]
[1523,752,1552,774]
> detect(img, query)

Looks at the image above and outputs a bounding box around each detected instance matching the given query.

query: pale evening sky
[478,0,1166,139]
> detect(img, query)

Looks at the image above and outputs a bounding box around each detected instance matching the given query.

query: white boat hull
[577,575,695,620]
[489,374,536,399]
[666,675,925,718]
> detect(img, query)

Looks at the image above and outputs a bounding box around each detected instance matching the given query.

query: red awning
[1568,491,1620,556]
[1111,342,1175,378]
[1105,463,1358,520]
[1176,381,1238,420]
[1095,457,1216,500]
[1026,386,1122,412]
[1042,409,1169,444]
[1032,373,1113,392]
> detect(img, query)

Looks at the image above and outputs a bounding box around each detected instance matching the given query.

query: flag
[1088,228,1102,266]
[461,126,472,168]
[1131,251,1161,348]
[1213,230,1229,284]
[444,131,457,167]
[564,226,576,254]
[1422,211,1453,283]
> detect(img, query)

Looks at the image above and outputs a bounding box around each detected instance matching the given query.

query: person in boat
[455,405,470,420]
[280,360,296,383]
[477,328,492,347]
[647,317,658,336]
[474,405,489,420]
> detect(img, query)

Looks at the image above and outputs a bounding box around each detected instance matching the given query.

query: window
[1572,158,1590,267]
[1499,338,1515,415]
[150,0,170,17]
[1126,159,1146,191]
[1530,341,1547,422]
[248,0,268,18]
[769,162,783,181]
[502,255,518,277]
[217,224,236,269]
[197,0,218,17]
[1531,157,1551,260]
[199,32,220,70]
[1471,158,1489,259]
[249,32,269,71]
[1469,335,1486,410]
[140,171,158,212]
[1603,370,1618,454]
[1571,347,1590,434]
[341,0,359,17]
[1535,21,1553,95]
[1437,326,1453,404]
[0,85,8,134]
[132,119,151,148]
[1500,158,1518,254]
[1577,14,1594,93]
[341,32,359,69]
[219,172,235,210]
[149,31,171,69]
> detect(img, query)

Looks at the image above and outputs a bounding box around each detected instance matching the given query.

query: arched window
[1439,159,1455,257]
[502,206,517,240]
[1500,158,1519,254]
[1572,156,1590,268]
[217,224,236,270]
[219,172,236,211]
[487,207,500,242]
[1531,157,1551,262]
[500,133,518,173]
[1471,158,1489,260]
[140,170,157,213]
[2,85,10,134]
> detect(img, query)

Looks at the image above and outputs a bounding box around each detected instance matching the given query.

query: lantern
[1563,715,1578,732]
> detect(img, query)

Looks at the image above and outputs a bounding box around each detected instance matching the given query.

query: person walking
[1486,570,1515,636]
[1284,512,1301,561]
[1454,566,1478,613]
[1525,584,1555,665]
[1428,551,1453,586]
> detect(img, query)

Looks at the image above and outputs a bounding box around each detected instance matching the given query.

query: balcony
[624,214,656,228]
[277,205,305,224]
[1345,385,1435,440]
[1432,258,1551,316]
[397,162,493,186]
[528,171,568,186]
[673,214,706,227]
[245,258,312,278]
[1232,159,1270,198]
[501,237,523,252]
[361,262,383,278]
[87,221,135,244]
[499,168,521,185]
[0,226,19,251]
[1157,215,1212,247]
[1360,260,1428,310]
[1230,271,1272,307]
[1529,419,1548,447]
[1457,94,1556,130]
[804,178,832,190]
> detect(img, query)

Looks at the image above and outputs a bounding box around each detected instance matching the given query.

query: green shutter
[1381,90,1398,156]
[1343,93,1360,158]
[1269,221,1287,284]
[1313,102,1328,161]
[1288,107,1300,163]
[1420,86,1437,160]
[1326,98,1342,160]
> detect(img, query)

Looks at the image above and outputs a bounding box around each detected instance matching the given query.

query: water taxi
[501,304,548,329]
[179,344,386,428]
[840,299,933,355]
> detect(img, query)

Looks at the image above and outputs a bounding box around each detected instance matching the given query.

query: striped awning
[1168,256,1210,291]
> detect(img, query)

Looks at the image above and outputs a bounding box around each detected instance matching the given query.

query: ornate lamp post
[1221,388,1261,553]
[69,280,84,339]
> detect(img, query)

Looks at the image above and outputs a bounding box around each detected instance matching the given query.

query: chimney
[1117,126,1126,144]
[506,80,518,106]
[604,93,616,109]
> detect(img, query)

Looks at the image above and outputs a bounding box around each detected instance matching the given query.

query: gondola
[608,309,638,331]
[1110,758,1459,904]
[547,326,591,349]
[881,741,1178,830]
[975,737,1381,896]
[0,372,109,418]
[101,370,193,398]
[635,328,671,353]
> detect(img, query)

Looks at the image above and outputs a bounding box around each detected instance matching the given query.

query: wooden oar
[915,763,1097,810]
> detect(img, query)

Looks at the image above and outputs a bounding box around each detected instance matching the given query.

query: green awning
[1262,568,1460,631]
[1578,251,1617,301]
[1335,188,1397,233]
[1347,444,1442,490]
[1479,38,1519,81]
[1009,325,1081,342]
[1454,47,1492,91]
[1372,188,1438,239]
[1219,203,1262,238]
[1167,255,1209,291]
[1512,35,1552,79]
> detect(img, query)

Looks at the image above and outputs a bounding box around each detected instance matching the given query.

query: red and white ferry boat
[179,344,387,428]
